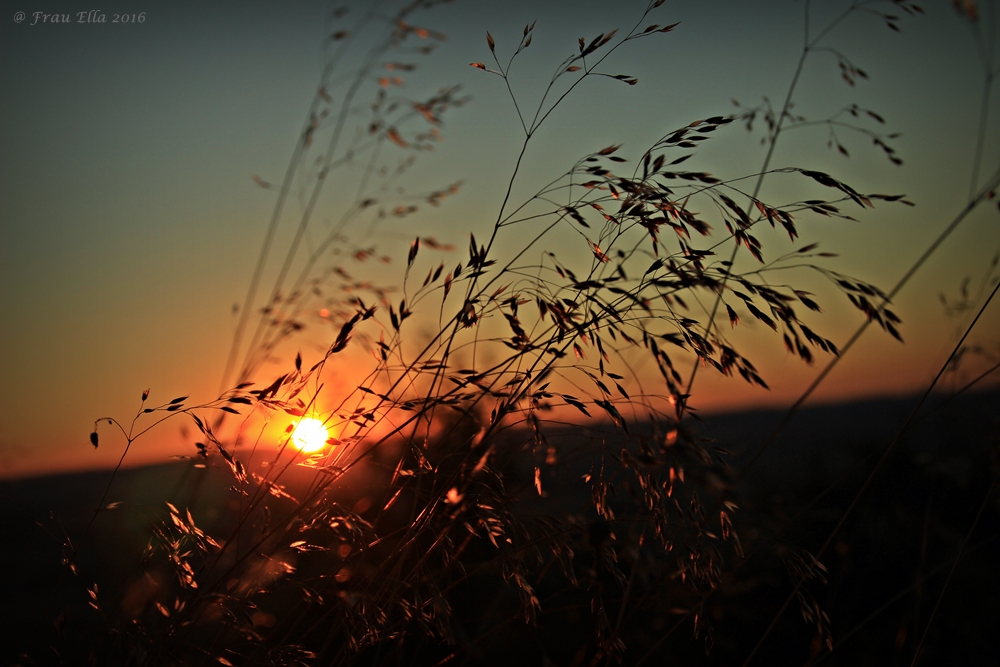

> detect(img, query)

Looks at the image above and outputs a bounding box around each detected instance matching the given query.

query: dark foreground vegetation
[3,390,997,666]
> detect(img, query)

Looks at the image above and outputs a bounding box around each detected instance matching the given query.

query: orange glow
[290,417,330,453]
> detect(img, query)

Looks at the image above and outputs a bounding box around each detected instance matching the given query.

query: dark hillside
[3,390,997,665]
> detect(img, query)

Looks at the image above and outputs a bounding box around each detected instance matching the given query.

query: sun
[289,417,329,453]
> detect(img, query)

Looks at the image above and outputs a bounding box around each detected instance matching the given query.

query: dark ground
[2,390,998,665]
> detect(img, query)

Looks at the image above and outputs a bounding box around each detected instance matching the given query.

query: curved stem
[741,275,1000,666]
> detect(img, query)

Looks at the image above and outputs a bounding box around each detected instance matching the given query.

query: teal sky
[2,0,999,478]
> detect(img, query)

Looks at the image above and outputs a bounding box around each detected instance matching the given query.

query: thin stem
[218,3,379,392]
[741,166,1000,478]
[741,276,1000,666]
[683,45,810,413]
[907,476,997,667]
[803,531,1000,666]
[969,72,994,200]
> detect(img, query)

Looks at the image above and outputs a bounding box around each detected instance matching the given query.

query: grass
[6,0,1000,665]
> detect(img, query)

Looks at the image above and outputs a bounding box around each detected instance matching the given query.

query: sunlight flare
[289,417,329,453]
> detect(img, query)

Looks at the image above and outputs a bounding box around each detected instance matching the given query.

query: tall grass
[23,1,1000,665]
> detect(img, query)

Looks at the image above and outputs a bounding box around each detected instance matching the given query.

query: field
[2,391,998,665]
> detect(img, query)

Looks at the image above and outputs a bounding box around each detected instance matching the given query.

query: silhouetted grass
[6,1,1000,666]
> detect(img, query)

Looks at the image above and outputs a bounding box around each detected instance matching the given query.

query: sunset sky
[2,0,998,478]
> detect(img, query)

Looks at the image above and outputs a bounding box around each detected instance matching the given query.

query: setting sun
[289,417,329,453]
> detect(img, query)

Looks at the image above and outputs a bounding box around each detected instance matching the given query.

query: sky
[2,0,999,478]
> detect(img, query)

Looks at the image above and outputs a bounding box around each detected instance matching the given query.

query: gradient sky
[2,0,999,478]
